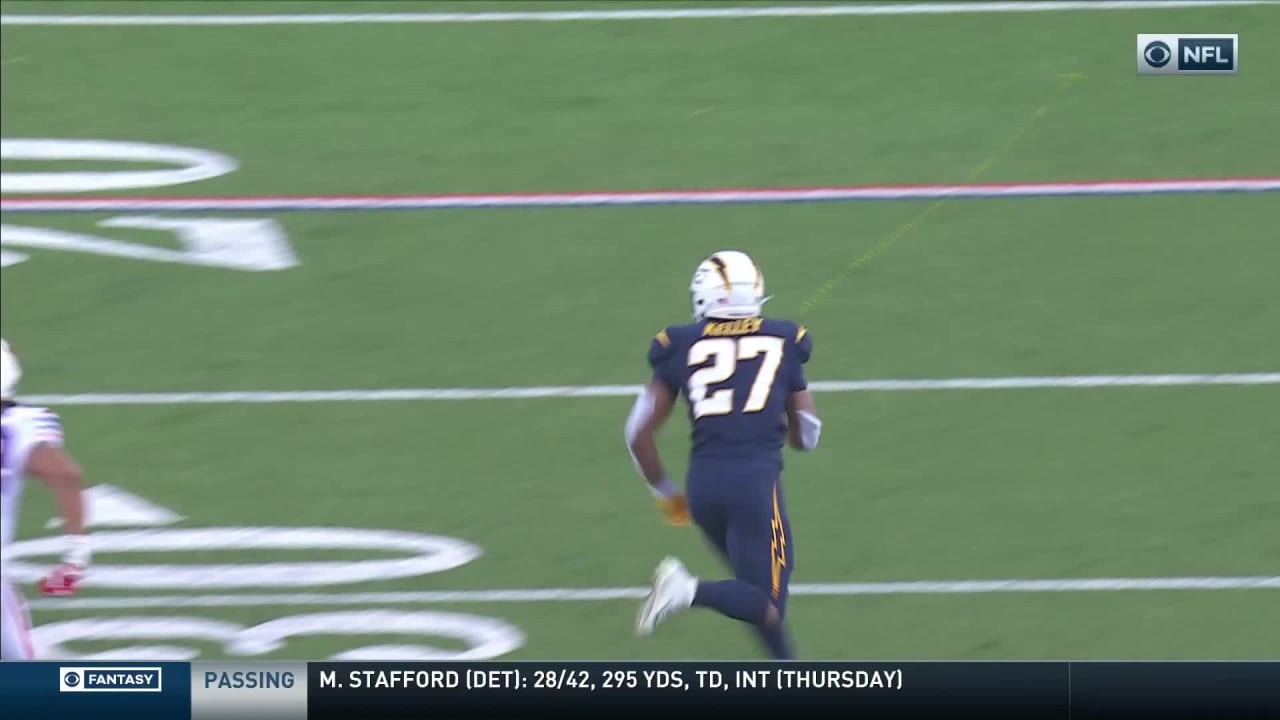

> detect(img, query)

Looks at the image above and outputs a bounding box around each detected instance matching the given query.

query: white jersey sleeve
[2,405,64,467]
[1,405,65,548]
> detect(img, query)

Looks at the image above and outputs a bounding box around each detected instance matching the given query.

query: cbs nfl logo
[1137,34,1237,75]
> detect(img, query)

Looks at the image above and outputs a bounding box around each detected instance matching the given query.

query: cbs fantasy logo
[1137,34,1237,75]
[60,667,163,693]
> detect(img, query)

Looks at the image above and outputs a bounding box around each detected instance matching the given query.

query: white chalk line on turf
[27,576,1280,611]
[2,1,1274,26]
[22,374,1280,407]
[4,178,1279,213]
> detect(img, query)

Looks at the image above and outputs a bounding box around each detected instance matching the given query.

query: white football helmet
[690,250,769,321]
[0,338,19,400]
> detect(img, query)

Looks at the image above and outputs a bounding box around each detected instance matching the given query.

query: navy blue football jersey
[648,317,813,462]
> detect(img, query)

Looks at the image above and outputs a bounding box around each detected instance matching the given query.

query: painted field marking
[4,178,1280,213]
[799,72,1087,316]
[21,373,1280,407]
[27,575,1280,611]
[3,2,1274,27]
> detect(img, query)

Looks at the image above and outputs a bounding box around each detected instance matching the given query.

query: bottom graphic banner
[191,662,308,720]
[4,660,1277,719]
[305,661,1280,720]
[0,662,190,720]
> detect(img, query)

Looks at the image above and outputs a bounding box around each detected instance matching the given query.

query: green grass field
[2,1,1278,661]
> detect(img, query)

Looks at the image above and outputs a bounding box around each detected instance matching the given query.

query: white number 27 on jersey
[687,336,785,419]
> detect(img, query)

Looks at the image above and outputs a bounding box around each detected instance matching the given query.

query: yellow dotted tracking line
[797,73,1088,318]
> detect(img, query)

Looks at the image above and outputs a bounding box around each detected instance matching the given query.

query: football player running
[626,251,821,659]
[1,339,91,660]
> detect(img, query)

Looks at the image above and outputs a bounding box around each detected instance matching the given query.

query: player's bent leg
[1,578,37,660]
[724,481,795,659]
[689,559,793,658]
[686,531,795,655]
[686,473,774,624]
[691,580,772,623]
[766,481,795,619]
[755,620,795,660]
[760,482,796,659]
[686,475,732,564]
[656,472,796,657]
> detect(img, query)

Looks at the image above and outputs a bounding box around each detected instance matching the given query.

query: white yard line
[21,373,1280,406]
[2,2,1273,27]
[27,576,1280,611]
[5,178,1280,214]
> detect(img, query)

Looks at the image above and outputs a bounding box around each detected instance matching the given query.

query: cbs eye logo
[63,672,81,687]
[1143,40,1173,68]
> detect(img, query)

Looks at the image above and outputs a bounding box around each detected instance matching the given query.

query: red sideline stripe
[3,177,1279,212]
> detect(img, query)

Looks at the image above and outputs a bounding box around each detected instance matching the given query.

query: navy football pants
[686,457,795,618]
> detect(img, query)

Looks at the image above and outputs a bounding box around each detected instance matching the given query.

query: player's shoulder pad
[788,321,814,363]
[7,404,63,436]
[647,326,677,369]
[8,404,58,423]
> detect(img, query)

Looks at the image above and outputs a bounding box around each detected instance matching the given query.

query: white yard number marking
[0,138,297,272]
[34,611,523,662]
[0,139,236,193]
[6,527,479,589]
[686,336,785,418]
[1,218,296,272]
[45,484,184,529]
[13,486,524,660]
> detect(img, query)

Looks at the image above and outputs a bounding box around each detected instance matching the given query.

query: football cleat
[38,563,83,597]
[636,556,697,636]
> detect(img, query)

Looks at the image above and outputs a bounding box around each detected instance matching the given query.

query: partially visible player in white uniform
[1,338,91,660]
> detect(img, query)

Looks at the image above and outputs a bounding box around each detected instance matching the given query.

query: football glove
[656,494,692,527]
